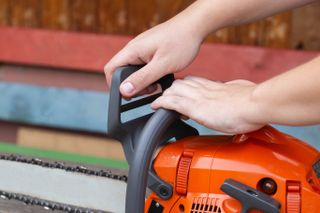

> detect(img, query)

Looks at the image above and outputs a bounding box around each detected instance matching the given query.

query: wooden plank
[17,127,125,160]
[0,64,106,91]
[263,12,291,48]
[0,27,130,72]
[1,1,318,51]
[153,0,191,24]
[0,118,119,144]
[0,82,109,133]
[127,0,155,34]
[291,2,320,51]
[0,0,9,26]
[97,0,127,34]
[234,21,265,46]
[126,0,189,35]
[207,15,288,48]
[9,0,41,28]
[0,82,319,150]
[0,120,17,143]
[179,43,319,83]
[0,81,211,135]
[0,27,318,81]
[206,28,236,44]
[69,0,98,32]
[41,0,71,30]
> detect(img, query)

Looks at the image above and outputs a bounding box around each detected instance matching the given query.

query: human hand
[104,19,203,98]
[151,76,265,134]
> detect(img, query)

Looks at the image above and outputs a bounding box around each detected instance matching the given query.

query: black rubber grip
[107,65,199,213]
[125,109,180,213]
[108,65,175,163]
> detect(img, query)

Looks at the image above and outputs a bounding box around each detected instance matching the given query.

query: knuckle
[104,61,113,73]
[126,38,138,48]
[126,50,138,62]
[171,79,182,87]
[163,88,173,96]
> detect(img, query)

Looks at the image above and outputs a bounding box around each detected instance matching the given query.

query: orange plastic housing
[145,126,320,213]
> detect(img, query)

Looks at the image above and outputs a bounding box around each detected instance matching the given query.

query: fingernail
[121,82,135,94]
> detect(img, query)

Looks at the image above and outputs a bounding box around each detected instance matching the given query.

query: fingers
[163,79,199,99]
[184,76,224,90]
[135,84,160,97]
[104,47,144,87]
[151,95,192,117]
[119,59,168,97]
[184,76,215,85]
[151,79,201,118]
[226,79,256,86]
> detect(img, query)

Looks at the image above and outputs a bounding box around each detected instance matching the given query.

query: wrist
[244,84,271,126]
[171,0,225,42]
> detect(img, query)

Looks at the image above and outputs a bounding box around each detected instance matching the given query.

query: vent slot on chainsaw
[190,197,221,213]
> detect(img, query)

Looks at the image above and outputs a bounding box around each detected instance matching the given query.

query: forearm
[171,0,317,40]
[252,56,320,126]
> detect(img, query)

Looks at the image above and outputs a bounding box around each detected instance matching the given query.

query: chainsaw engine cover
[146,126,320,213]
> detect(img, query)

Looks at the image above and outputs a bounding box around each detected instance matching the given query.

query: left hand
[151,76,265,134]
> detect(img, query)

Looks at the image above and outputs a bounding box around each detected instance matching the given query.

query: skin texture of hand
[104,20,202,98]
[104,0,320,134]
[252,56,320,126]
[151,56,320,134]
[151,77,264,134]
[104,0,316,98]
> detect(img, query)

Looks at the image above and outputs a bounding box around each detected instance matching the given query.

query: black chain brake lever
[107,65,199,202]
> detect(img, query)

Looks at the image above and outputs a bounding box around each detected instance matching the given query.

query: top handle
[108,65,199,201]
[108,65,175,162]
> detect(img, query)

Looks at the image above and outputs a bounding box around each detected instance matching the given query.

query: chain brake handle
[108,65,198,202]
[108,65,174,162]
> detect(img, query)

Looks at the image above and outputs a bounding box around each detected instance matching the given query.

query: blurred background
[0,0,319,49]
[0,0,319,169]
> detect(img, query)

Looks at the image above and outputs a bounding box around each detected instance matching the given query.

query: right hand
[104,19,203,98]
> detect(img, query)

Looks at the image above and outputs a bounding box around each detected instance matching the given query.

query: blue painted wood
[0,82,108,133]
[0,82,319,150]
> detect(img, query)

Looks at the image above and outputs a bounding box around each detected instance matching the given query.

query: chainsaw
[108,66,320,213]
[0,65,319,213]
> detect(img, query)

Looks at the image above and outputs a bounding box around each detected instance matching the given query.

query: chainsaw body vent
[190,197,221,213]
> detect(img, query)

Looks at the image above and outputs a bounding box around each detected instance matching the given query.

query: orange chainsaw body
[145,126,320,213]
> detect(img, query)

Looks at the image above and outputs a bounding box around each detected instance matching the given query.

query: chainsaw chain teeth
[0,154,127,212]
[0,190,104,213]
[0,154,127,182]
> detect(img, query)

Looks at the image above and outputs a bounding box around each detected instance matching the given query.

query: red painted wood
[181,44,319,82]
[0,64,106,91]
[0,27,130,72]
[0,27,319,82]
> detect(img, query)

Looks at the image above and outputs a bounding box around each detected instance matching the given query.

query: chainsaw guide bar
[0,153,128,213]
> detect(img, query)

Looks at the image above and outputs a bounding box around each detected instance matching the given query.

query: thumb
[120,60,167,97]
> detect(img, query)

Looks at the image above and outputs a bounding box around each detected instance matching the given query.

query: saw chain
[0,154,128,213]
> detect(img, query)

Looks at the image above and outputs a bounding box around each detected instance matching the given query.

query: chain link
[0,154,127,182]
[0,154,128,212]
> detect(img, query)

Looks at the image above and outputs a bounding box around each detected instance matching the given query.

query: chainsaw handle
[108,65,174,162]
[126,108,180,213]
[108,65,198,204]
